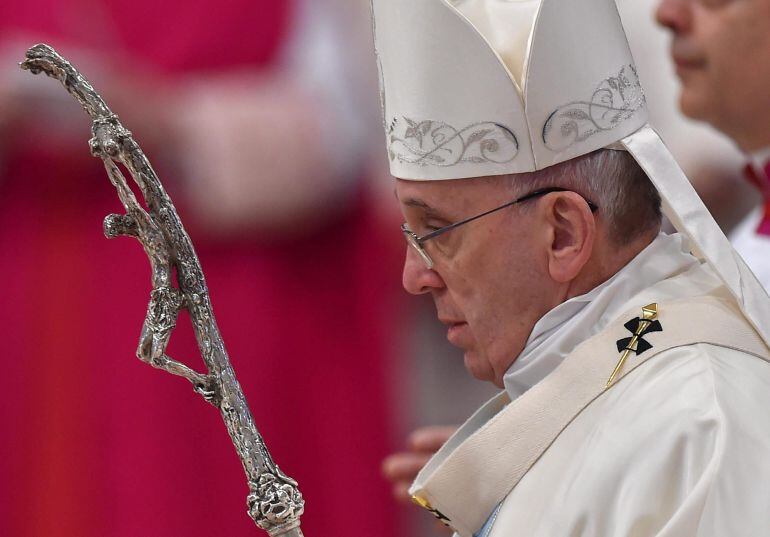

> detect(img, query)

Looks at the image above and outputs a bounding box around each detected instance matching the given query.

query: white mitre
[371,0,770,348]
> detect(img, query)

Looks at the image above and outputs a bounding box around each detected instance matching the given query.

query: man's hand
[382,425,458,503]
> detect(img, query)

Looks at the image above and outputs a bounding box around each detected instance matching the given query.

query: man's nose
[402,247,446,295]
[656,0,692,34]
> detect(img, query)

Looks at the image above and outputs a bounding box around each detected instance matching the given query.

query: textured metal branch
[20,44,305,537]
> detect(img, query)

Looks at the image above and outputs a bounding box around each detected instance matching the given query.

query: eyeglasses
[401,187,598,269]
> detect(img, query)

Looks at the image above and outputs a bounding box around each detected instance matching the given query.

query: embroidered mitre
[372,0,646,179]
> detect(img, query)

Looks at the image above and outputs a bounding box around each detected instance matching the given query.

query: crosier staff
[20,44,305,537]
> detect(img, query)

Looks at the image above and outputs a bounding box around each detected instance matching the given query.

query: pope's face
[396,177,557,387]
[656,0,770,150]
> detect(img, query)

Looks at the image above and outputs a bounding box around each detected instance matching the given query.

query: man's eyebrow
[394,189,445,216]
[393,190,433,209]
[403,198,433,210]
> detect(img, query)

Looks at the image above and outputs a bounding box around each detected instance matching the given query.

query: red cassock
[0,3,404,536]
[744,161,770,237]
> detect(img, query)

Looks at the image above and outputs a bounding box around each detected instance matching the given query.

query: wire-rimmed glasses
[401,187,598,269]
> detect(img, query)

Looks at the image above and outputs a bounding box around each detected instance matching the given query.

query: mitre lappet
[372,0,770,348]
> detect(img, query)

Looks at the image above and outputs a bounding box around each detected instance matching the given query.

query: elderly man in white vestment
[371,0,770,536]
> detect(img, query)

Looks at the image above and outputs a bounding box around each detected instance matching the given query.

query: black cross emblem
[616,316,663,355]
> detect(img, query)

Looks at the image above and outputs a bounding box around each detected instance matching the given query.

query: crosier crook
[20,44,305,537]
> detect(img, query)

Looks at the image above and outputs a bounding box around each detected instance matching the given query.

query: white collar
[503,232,699,400]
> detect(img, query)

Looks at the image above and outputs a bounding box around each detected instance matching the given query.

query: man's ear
[542,192,596,284]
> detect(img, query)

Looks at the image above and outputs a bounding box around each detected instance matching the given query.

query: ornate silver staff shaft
[20,44,305,537]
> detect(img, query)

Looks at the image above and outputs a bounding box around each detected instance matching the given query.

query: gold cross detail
[606,303,658,388]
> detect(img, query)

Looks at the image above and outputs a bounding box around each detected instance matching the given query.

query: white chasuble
[488,346,770,537]
[410,241,770,537]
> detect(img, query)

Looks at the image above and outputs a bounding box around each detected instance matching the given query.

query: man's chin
[463,351,497,385]
[677,84,713,124]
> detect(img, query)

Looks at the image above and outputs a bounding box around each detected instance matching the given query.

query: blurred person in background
[656,0,770,287]
[0,1,405,536]
[620,0,756,234]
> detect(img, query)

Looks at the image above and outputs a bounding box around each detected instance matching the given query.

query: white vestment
[410,234,770,537]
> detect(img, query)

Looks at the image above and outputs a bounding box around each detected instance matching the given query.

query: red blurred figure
[0,2,404,536]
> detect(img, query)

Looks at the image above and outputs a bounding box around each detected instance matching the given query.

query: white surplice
[409,233,770,537]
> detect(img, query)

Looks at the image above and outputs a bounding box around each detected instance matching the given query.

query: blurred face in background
[396,177,559,388]
[656,0,770,151]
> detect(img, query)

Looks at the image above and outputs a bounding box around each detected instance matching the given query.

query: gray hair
[508,149,662,245]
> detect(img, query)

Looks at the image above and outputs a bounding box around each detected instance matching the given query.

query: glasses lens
[401,225,434,269]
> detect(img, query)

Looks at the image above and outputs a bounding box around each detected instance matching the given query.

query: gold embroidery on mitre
[543,64,646,152]
[388,118,519,167]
